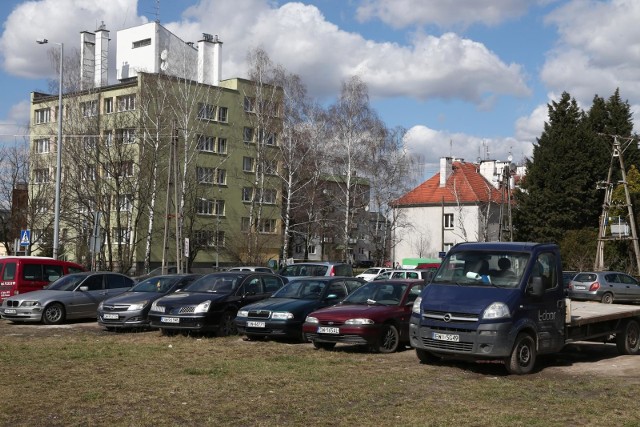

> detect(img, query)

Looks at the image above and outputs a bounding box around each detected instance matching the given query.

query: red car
[302,280,426,353]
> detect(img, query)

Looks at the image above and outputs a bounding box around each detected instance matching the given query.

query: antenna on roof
[155,0,160,23]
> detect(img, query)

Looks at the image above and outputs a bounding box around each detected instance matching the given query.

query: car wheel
[375,324,399,353]
[42,303,65,325]
[217,311,238,337]
[505,332,536,375]
[616,319,640,355]
[415,348,440,364]
[601,293,614,304]
[312,341,336,350]
[299,330,308,343]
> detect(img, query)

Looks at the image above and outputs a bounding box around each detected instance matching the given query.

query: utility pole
[594,135,640,273]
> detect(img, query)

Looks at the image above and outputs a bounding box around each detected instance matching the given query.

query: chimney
[80,31,95,90]
[197,33,222,85]
[439,157,453,187]
[94,22,109,88]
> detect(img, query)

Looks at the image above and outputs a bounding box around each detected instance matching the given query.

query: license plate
[247,321,265,328]
[574,285,586,290]
[161,317,180,323]
[4,309,16,314]
[433,332,460,342]
[103,313,119,320]
[317,326,339,334]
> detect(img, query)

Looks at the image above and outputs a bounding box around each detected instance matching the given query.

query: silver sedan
[0,272,134,324]
[568,271,640,304]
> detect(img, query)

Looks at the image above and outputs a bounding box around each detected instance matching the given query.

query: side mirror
[79,285,89,292]
[528,277,544,297]
[326,294,338,300]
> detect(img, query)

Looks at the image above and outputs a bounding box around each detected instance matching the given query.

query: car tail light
[329,266,335,276]
[589,282,600,291]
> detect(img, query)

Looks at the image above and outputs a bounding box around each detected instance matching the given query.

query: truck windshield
[432,251,530,289]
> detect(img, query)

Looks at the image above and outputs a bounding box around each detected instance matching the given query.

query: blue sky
[1,0,639,179]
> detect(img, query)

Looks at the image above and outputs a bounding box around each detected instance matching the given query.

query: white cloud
[515,103,547,144]
[0,100,31,146]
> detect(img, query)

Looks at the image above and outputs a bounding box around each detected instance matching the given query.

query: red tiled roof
[395,161,503,206]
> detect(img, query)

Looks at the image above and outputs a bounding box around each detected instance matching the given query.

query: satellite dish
[160,49,168,60]
[508,154,513,162]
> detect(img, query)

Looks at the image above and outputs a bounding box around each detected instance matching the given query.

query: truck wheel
[601,293,614,304]
[506,333,536,375]
[616,319,640,355]
[416,348,439,364]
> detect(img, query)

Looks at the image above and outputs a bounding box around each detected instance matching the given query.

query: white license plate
[161,317,180,323]
[103,313,119,320]
[317,326,339,334]
[433,332,460,342]
[4,309,16,314]
[574,285,586,290]
[247,321,265,328]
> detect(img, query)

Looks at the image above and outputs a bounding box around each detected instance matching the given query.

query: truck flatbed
[570,301,640,327]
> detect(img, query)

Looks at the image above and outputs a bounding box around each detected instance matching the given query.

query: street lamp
[36,38,63,259]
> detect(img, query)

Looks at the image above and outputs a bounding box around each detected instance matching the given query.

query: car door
[618,273,640,302]
[603,273,624,299]
[399,283,425,340]
[105,274,133,298]
[238,275,270,307]
[68,274,104,318]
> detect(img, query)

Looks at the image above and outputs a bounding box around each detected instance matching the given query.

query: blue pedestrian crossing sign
[20,230,30,246]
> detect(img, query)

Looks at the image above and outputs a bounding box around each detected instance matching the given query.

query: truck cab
[409,242,566,374]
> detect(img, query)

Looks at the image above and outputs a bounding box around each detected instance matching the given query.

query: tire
[42,303,65,325]
[217,311,238,337]
[374,324,400,353]
[601,293,614,304]
[506,333,536,375]
[416,348,439,364]
[300,331,308,343]
[616,319,640,355]
[312,341,336,350]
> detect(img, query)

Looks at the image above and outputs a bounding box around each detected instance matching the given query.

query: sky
[1,0,639,180]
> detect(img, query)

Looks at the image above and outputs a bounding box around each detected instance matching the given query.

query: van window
[69,266,85,274]
[22,264,43,281]
[44,266,63,282]
[3,263,16,280]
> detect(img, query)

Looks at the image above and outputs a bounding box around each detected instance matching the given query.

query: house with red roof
[392,157,516,263]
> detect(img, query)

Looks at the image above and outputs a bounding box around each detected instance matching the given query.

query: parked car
[568,271,640,303]
[147,272,286,336]
[235,277,365,341]
[303,279,426,353]
[0,256,85,303]
[562,270,578,288]
[0,272,134,324]
[133,266,178,281]
[373,269,433,282]
[228,266,274,273]
[279,262,353,278]
[356,267,391,282]
[97,274,201,330]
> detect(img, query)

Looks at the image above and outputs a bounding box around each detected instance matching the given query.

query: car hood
[103,291,164,305]
[422,283,519,315]
[244,298,320,314]
[5,289,75,302]
[309,303,396,322]
[156,291,228,306]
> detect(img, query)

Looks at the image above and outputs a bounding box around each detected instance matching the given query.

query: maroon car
[302,280,426,353]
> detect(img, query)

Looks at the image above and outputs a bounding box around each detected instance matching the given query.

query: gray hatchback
[568,271,640,304]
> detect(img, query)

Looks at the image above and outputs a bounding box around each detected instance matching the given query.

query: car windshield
[184,274,239,293]
[280,264,328,277]
[130,277,178,293]
[47,275,86,291]
[431,250,529,289]
[341,282,407,306]
[272,280,327,299]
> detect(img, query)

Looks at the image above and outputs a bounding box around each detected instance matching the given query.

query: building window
[82,165,96,181]
[117,94,136,111]
[104,130,113,146]
[216,138,227,154]
[197,199,225,216]
[197,135,214,152]
[244,97,255,113]
[197,167,214,184]
[83,136,98,149]
[258,130,276,146]
[243,127,254,143]
[295,245,302,253]
[198,103,215,120]
[215,169,226,185]
[217,106,228,122]
[263,189,277,204]
[111,161,135,178]
[80,100,98,117]
[308,246,317,255]
[241,217,251,232]
[34,138,50,154]
[104,98,113,114]
[258,218,277,234]
[35,108,50,124]
[444,213,454,229]
[242,157,254,172]
[132,38,151,48]
[264,159,277,175]
[242,187,253,202]
[34,169,49,184]
[116,128,136,144]
[116,194,132,212]
[112,227,130,244]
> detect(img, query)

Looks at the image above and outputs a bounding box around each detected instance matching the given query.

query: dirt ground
[3,318,640,380]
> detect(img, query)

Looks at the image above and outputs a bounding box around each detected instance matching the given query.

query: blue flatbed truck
[409,242,640,374]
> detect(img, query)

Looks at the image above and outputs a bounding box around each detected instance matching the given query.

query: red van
[0,257,85,303]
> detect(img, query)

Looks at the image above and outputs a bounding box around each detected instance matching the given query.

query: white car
[373,269,434,281]
[356,267,391,282]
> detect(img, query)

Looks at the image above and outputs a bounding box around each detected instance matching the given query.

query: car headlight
[237,310,248,318]
[21,301,41,307]
[482,302,511,320]
[305,316,319,324]
[412,296,422,314]
[271,311,294,320]
[128,301,148,311]
[344,318,374,325]
[194,300,211,314]
[150,301,165,313]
